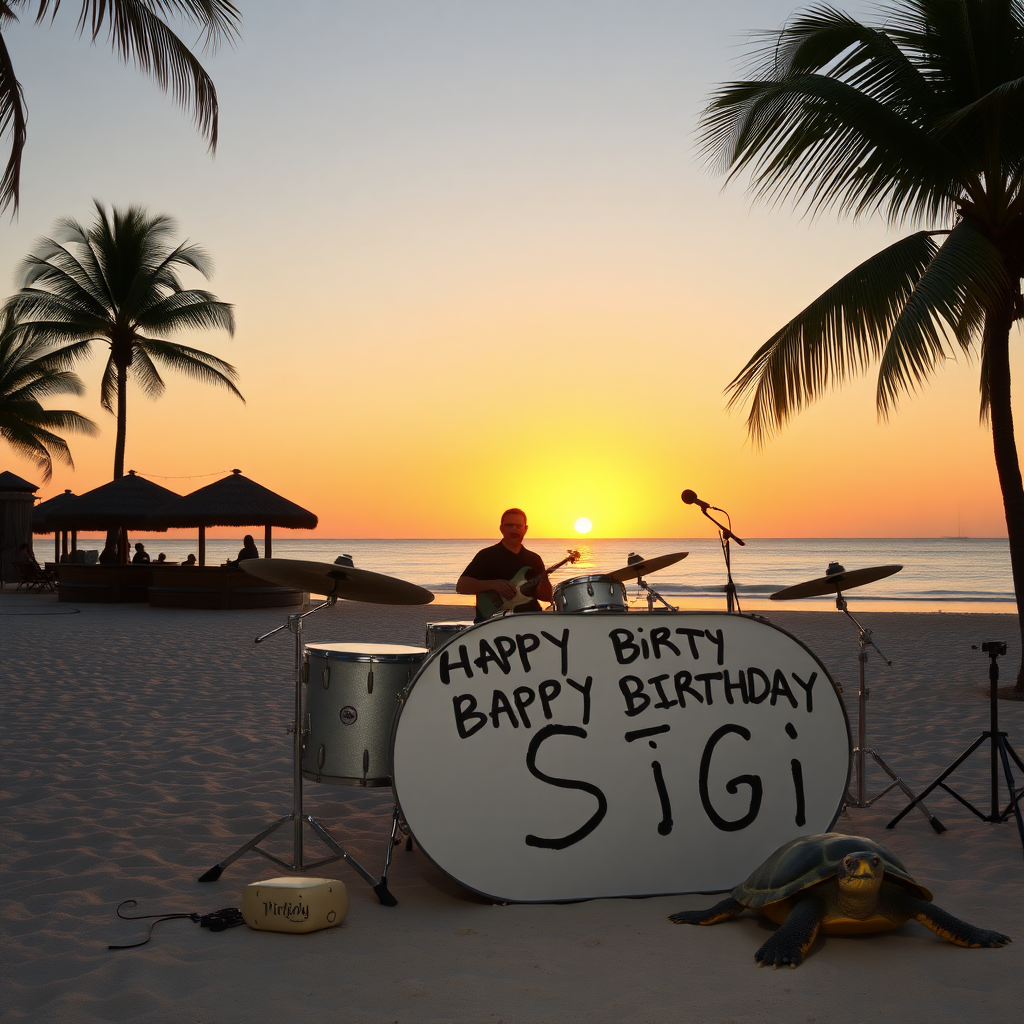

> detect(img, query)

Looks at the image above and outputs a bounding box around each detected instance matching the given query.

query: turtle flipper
[668,897,744,926]
[909,899,1010,948]
[754,898,821,969]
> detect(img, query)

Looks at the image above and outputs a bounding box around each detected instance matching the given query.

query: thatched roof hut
[149,469,317,565]
[32,488,79,562]
[52,471,180,530]
[46,471,180,564]
[0,471,38,583]
[33,489,78,532]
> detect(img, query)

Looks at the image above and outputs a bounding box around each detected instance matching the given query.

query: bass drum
[303,643,426,787]
[552,574,627,613]
[392,612,850,902]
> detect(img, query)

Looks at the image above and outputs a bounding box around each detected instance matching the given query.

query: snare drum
[552,573,627,613]
[425,621,474,651]
[303,643,427,787]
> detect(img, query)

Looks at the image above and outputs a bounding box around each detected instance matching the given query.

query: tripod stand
[837,593,945,833]
[887,642,1024,856]
[197,597,400,905]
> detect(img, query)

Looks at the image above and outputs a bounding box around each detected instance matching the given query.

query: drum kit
[193,547,959,904]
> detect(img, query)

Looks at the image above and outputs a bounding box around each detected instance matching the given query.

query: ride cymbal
[607,551,689,583]
[770,564,903,601]
[242,558,434,605]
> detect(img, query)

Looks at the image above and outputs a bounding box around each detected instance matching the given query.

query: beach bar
[145,469,315,609]
[47,471,179,602]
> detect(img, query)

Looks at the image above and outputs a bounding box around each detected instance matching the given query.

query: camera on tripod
[978,641,1007,656]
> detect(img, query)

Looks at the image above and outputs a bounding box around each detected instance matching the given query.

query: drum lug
[322,665,330,689]
[367,666,374,694]
[302,659,309,684]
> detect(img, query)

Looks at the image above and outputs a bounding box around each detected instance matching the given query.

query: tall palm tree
[7,200,241,480]
[701,0,1024,691]
[0,306,96,481]
[0,1,240,213]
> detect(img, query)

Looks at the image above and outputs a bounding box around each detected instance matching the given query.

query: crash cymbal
[770,564,903,601]
[242,558,434,605]
[607,551,689,583]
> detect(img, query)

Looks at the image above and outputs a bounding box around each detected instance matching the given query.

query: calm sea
[97,536,1017,613]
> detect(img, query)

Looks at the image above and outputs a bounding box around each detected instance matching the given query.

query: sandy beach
[3,593,1023,1023]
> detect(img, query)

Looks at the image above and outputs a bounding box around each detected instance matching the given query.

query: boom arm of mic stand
[701,507,745,545]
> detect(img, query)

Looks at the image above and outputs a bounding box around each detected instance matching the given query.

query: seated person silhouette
[132,542,151,564]
[227,535,260,567]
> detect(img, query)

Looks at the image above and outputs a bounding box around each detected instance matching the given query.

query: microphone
[681,489,710,511]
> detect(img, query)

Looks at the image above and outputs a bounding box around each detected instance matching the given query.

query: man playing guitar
[457,508,554,622]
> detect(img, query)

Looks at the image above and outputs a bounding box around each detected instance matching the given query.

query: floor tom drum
[303,642,427,787]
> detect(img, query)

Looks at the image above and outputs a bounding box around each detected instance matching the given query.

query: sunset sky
[0,1,1016,539]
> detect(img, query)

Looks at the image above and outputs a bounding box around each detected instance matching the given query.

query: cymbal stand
[886,644,1024,856]
[635,573,677,612]
[836,593,944,833]
[198,597,398,905]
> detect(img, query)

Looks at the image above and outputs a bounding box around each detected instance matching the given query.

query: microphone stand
[700,506,744,614]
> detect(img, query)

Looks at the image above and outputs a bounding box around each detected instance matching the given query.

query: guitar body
[476,567,537,621]
[474,550,581,622]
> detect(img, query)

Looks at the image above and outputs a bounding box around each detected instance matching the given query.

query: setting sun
[574,517,593,534]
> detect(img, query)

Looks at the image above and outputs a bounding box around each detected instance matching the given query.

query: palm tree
[0,306,96,481]
[7,200,241,480]
[0,1,240,213]
[701,0,1024,692]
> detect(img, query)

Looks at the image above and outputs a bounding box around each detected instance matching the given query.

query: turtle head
[836,851,884,906]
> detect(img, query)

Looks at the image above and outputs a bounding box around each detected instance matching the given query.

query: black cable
[108,899,244,950]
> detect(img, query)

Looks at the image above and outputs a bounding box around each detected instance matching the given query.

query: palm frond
[877,218,1010,413]
[0,25,27,213]
[136,291,234,334]
[36,1,240,149]
[99,353,117,414]
[137,336,243,399]
[127,344,166,399]
[726,230,941,442]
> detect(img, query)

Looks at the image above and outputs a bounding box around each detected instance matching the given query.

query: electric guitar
[476,549,581,621]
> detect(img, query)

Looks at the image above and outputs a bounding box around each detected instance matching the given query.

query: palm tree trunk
[984,303,1024,692]
[113,362,128,479]
[106,361,129,561]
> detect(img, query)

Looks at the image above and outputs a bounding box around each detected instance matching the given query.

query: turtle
[668,833,1010,968]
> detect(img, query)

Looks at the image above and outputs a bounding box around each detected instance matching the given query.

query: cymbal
[770,564,903,601]
[242,558,434,605]
[607,551,689,583]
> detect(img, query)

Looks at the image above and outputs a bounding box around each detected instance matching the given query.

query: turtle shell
[732,833,933,909]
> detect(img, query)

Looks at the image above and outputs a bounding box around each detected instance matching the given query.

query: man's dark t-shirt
[463,542,545,620]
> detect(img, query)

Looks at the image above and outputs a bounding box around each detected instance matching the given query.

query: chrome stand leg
[197,600,399,904]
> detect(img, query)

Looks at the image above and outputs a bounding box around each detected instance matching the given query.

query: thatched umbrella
[149,469,317,566]
[49,471,180,564]
[32,489,79,561]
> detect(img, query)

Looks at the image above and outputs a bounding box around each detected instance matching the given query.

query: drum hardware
[620,552,678,612]
[196,596,400,906]
[887,642,1024,854]
[681,489,744,612]
[425,621,474,651]
[772,563,944,833]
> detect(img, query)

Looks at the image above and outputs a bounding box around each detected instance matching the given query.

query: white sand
[2,592,1023,1023]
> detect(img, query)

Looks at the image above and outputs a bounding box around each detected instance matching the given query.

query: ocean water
[91,536,1017,613]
